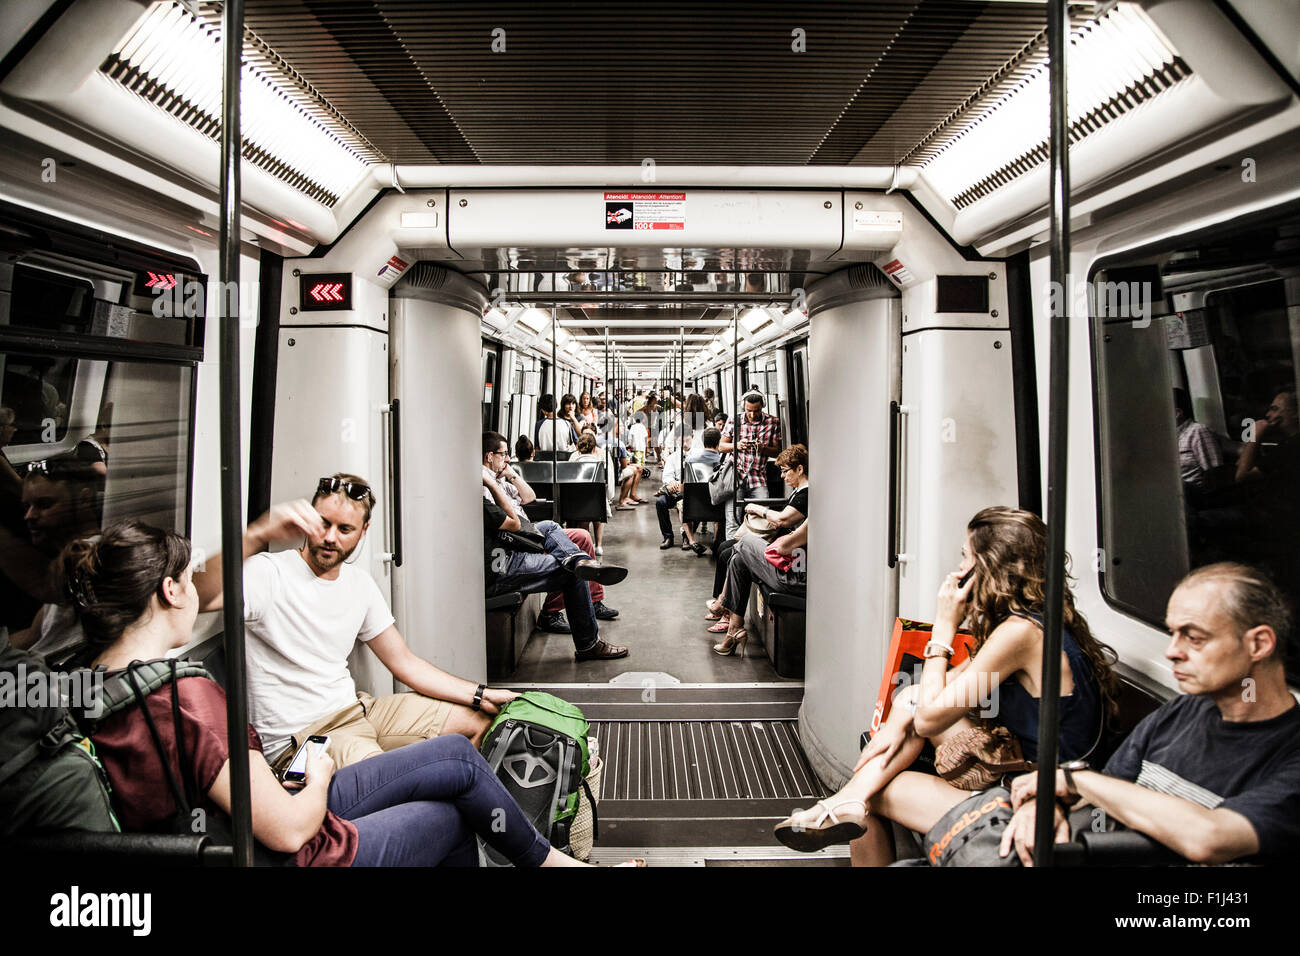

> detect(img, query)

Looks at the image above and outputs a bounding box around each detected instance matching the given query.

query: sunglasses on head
[317,477,371,501]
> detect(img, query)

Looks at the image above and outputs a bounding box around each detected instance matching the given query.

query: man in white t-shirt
[195,472,516,769]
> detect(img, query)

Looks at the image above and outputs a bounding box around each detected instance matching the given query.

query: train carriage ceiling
[209,0,1088,167]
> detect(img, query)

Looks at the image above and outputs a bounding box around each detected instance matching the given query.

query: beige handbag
[733,511,782,542]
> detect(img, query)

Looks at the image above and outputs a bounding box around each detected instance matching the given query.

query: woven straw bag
[570,755,603,861]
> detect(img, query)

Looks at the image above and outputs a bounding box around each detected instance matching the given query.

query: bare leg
[856,771,971,867]
[684,521,698,546]
[593,522,604,550]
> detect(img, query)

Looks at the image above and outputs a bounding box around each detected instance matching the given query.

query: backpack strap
[123,663,191,815]
[80,659,212,732]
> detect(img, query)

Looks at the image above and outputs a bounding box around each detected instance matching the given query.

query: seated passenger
[515,435,535,463]
[712,517,807,657]
[71,521,607,867]
[483,474,630,661]
[193,473,512,771]
[568,430,609,555]
[772,506,1115,861]
[706,444,808,633]
[1001,562,1300,866]
[1174,387,1224,495]
[482,431,616,629]
[656,426,723,554]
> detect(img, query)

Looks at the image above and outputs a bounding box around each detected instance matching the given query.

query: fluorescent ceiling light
[108,2,372,205]
[922,3,1184,205]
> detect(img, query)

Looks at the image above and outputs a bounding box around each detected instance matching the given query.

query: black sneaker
[593,602,619,620]
[536,611,571,634]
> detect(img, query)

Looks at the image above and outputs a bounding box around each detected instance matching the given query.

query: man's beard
[306,540,353,570]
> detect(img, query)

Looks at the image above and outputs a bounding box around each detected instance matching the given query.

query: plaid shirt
[722,412,782,489]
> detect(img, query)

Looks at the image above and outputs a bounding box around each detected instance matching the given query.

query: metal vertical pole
[732,305,740,526]
[1034,0,1071,867]
[679,325,685,479]
[218,0,253,868]
[550,303,558,509]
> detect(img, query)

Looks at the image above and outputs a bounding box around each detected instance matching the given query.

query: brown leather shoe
[575,640,629,661]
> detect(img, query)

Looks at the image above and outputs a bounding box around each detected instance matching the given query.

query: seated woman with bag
[772,506,1116,864]
[706,444,809,637]
[71,520,633,867]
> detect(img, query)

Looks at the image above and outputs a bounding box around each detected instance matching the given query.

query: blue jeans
[486,520,600,652]
[331,735,553,867]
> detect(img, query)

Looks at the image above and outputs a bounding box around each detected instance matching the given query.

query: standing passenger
[718,391,782,536]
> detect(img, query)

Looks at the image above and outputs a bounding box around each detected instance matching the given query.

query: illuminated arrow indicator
[144,272,177,290]
[309,282,344,302]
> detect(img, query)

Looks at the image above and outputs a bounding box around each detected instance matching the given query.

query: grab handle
[388,398,404,568]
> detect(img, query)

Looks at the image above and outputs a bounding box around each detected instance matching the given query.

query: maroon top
[92,675,358,867]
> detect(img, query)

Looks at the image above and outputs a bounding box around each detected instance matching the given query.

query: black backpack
[0,634,119,839]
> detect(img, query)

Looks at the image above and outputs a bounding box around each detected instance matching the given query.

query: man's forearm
[1073,771,1255,863]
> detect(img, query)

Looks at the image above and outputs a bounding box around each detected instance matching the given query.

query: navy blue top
[995,613,1101,763]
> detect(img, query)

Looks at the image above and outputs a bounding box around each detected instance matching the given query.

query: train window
[1092,218,1299,639]
[1,352,195,634]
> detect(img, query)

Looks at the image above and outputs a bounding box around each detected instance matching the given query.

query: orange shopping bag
[870,618,976,734]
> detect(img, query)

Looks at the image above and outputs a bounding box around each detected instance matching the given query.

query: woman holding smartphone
[72,520,630,867]
[772,506,1115,863]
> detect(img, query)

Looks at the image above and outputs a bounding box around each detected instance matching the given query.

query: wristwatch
[1061,759,1090,797]
[471,683,487,712]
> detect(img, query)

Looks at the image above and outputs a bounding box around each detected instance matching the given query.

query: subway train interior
[1,0,1299,882]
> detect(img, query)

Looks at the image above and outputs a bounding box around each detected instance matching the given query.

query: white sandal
[773,799,867,852]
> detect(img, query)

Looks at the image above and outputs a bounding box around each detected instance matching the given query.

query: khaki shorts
[272,692,457,772]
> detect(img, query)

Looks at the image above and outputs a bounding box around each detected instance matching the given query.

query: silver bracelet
[923,640,954,659]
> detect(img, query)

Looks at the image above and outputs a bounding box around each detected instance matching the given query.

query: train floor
[499,462,846,864]
[510,460,788,683]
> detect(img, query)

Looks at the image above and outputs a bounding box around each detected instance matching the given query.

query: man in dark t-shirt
[1002,561,1300,865]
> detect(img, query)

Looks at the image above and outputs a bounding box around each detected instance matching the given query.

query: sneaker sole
[575,648,630,661]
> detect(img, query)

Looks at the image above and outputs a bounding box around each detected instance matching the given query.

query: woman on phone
[772,506,1115,864]
[74,520,634,867]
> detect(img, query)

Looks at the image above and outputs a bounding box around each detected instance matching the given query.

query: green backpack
[479,691,593,862]
[0,636,119,839]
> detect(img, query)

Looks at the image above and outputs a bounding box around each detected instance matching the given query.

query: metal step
[587,845,850,867]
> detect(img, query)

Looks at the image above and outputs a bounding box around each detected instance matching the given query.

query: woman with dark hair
[772,506,1115,863]
[74,521,637,867]
[559,393,582,444]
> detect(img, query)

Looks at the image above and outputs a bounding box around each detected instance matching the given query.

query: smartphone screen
[958,566,976,588]
[283,735,328,782]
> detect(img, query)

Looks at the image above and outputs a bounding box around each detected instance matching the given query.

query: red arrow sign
[145,272,176,290]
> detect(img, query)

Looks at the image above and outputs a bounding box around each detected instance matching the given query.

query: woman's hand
[774,536,797,557]
[854,719,911,773]
[935,570,974,630]
[744,503,763,517]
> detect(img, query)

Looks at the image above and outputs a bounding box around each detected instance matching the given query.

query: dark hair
[311,471,375,522]
[965,507,1118,718]
[538,394,557,415]
[776,443,808,475]
[483,430,508,459]
[561,393,577,412]
[515,435,535,461]
[1172,387,1194,421]
[743,391,764,407]
[1180,562,1294,663]
[702,427,721,449]
[59,521,191,651]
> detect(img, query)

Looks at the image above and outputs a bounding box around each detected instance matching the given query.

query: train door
[788,341,809,447]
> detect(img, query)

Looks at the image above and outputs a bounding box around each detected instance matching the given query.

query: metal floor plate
[523,683,831,849]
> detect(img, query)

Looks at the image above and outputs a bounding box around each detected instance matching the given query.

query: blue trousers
[485,520,600,652]
[331,735,553,867]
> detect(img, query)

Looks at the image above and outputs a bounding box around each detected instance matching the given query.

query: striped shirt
[722,412,782,490]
